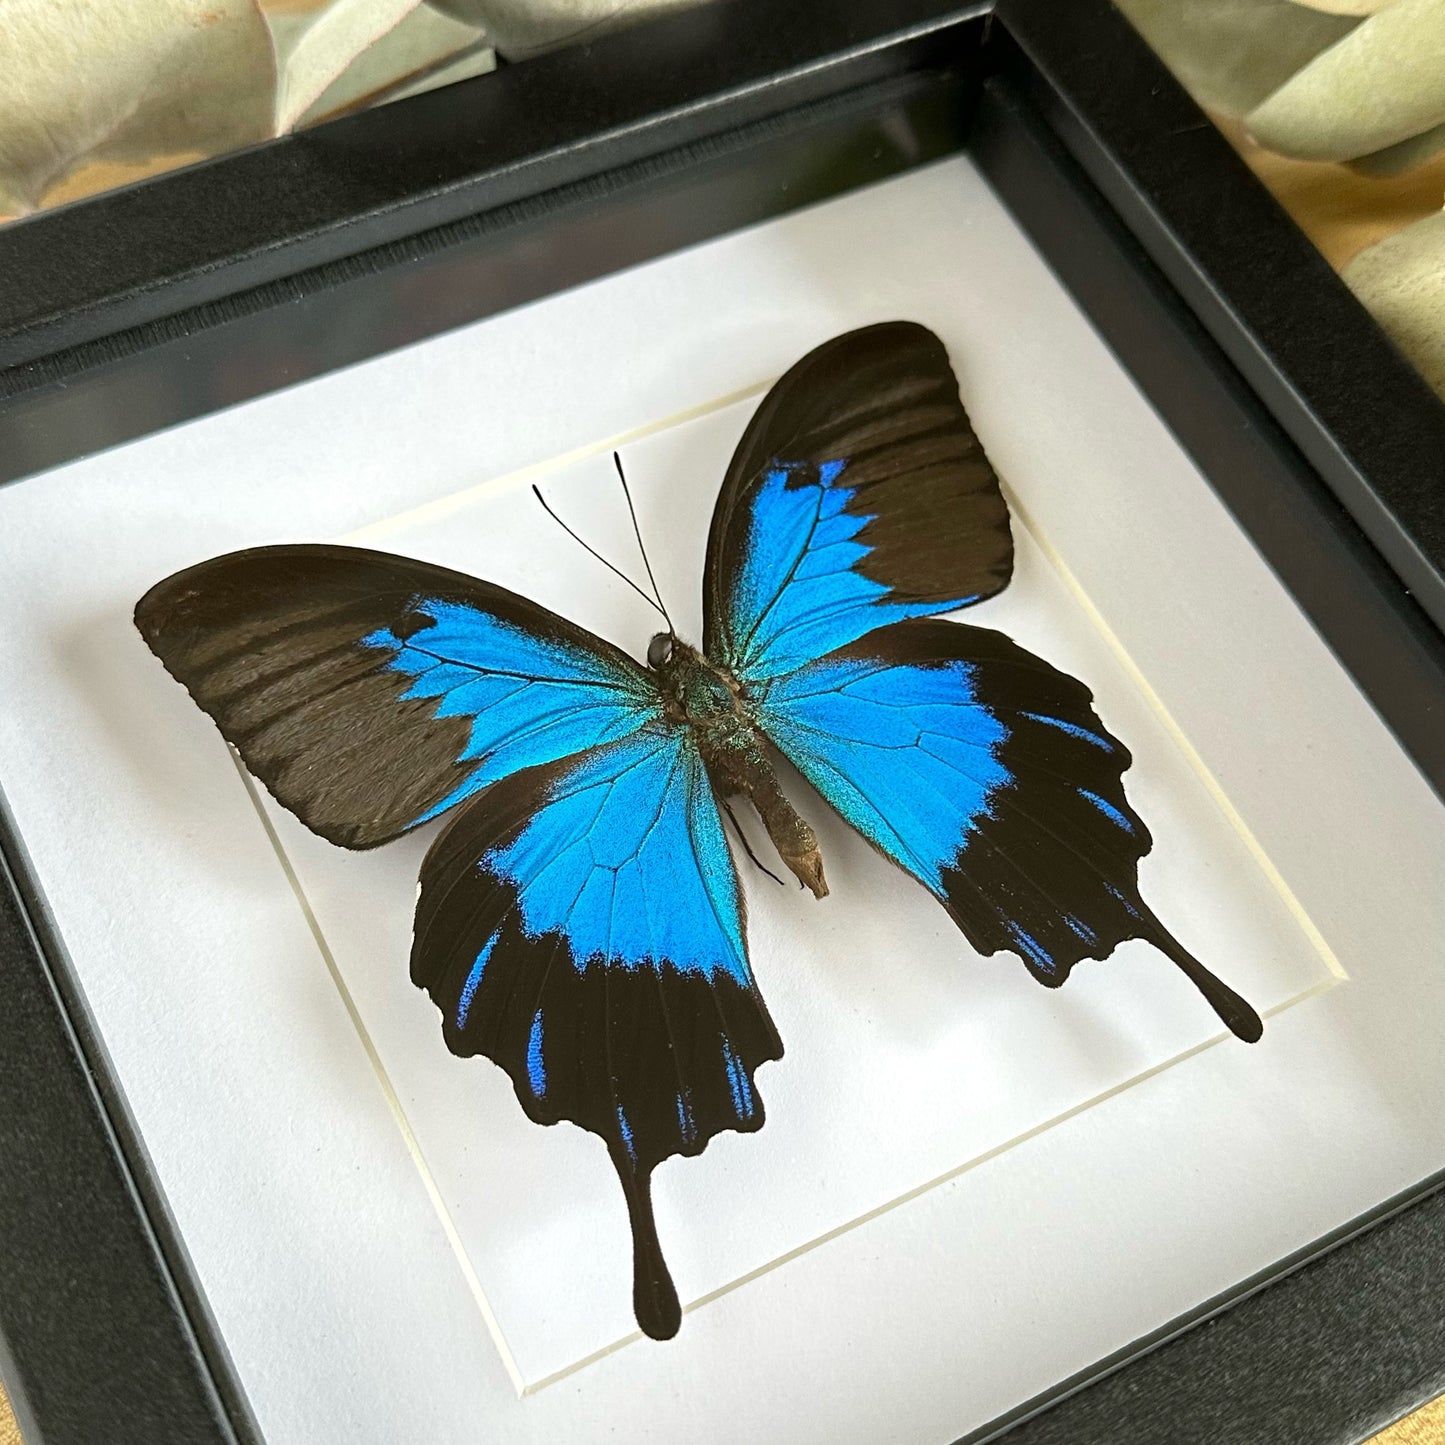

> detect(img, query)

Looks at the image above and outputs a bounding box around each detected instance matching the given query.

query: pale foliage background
[1120,0,1445,397]
[0,0,701,222]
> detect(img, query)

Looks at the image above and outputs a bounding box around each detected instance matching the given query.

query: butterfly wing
[753,619,1262,1040]
[702,321,1013,681]
[135,544,659,847]
[705,323,1258,1036]
[412,725,782,1340]
[141,544,781,1336]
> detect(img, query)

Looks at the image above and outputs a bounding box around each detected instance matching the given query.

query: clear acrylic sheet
[2,155,1440,1445]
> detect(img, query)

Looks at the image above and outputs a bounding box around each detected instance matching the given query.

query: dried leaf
[1284,0,1395,13]
[428,0,703,60]
[1248,0,1445,161]
[1351,117,1445,175]
[1212,113,1445,267]
[290,4,489,127]
[368,34,496,112]
[0,0,275,216]
[1344,209,1445,395]
[1114,0,1358,116]
[273,0,426,131]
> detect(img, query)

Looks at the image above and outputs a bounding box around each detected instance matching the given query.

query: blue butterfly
[135,323,1261,1341]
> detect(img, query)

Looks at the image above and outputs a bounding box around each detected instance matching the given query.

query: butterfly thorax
[653,639,828,899]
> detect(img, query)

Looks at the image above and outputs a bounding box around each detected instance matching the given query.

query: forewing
[704,322,1013,681]
[135,544,659,848]
[756,619,1262,1041]
[411,725,783,1340]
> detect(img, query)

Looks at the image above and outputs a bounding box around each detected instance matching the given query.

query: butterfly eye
[647,633,674,670]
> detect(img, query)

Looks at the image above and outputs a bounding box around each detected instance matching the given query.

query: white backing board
[256,393,1337,1389]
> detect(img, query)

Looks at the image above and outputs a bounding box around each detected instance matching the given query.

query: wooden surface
[1373,1395,1445,1444]
[0,1381,20,1445]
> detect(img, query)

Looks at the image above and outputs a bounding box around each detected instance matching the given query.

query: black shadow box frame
[3,1,1445,1441]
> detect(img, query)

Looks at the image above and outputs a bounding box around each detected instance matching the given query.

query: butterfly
[135,322,1262,1342]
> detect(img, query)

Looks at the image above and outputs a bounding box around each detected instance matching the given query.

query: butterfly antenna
[613,452,675,639]
[531,484,669,622]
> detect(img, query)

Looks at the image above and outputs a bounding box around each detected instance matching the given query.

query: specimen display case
[3,2,1445,1442]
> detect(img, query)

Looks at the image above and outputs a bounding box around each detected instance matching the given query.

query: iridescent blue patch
[481,730,751,985]
[360,599,658,825]
[760,654,1010,890]
[527,1009,547,1097]
[728,463,976,681]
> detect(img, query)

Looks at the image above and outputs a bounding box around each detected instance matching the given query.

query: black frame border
[3,3,1444,1442]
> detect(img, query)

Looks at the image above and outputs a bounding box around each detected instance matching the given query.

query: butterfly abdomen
[725,754,828,900]
[655,641,828,898]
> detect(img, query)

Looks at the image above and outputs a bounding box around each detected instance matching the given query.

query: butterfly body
[135,321,1263,1344]
[654,635,829,897]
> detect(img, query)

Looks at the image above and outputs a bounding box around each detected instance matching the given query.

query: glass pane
[0,0,704,228]
[1118,0,1445,400]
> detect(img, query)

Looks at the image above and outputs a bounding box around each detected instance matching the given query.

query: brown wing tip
[1154,928,1264,1043]
[617,1161,682,1341]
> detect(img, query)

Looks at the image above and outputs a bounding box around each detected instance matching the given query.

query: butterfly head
[647,632,675,670]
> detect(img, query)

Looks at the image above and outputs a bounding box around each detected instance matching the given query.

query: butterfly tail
[1145,915,1263,1043]
[615,1154,682,1341]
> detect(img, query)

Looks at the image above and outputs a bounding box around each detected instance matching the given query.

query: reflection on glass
[0,0,702,228]
[1118,0,1445,400]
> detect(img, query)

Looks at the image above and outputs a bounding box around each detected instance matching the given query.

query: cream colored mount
[234,380,1345,1397]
